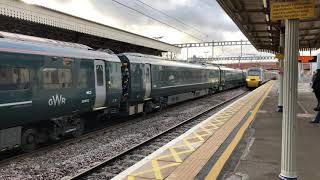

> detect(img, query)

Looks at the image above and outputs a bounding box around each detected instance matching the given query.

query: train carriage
[118,53,221,115]
[0,35,122,152]
[220,67,246,90]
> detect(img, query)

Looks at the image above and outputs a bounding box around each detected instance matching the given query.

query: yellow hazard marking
[200,126,214,134]
[214,118,229,123]
[193,132,205,141]
[205,81,274,180]
[151,160,163,179]
[155,148,193,163]
[129,160,180,180]
[183,138,196,150]
[168,148,183,163]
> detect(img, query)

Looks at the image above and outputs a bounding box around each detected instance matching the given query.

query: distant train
[0,32,246,152]
[246,67,277,88]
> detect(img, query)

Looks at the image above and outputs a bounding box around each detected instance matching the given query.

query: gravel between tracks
[0,88,246,180]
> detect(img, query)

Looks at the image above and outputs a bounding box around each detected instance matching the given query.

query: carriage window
[78,69,89,88]
[146,67,150,78]
[42,68,72,89]
[96,65,104,86]
[0,66,30,91]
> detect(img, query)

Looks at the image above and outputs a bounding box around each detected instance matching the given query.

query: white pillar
[280,19,299,180]
[186,47,189,61]
[278,32,285,112]
[317,54,320,69]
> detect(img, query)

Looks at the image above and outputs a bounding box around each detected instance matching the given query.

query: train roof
[247,67,263,71]
[219,66,243,72]
[119,53,215,69]
[0,33,120,63]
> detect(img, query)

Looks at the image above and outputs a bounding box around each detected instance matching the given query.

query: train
[246,67,277,88]
[0,32,246,152]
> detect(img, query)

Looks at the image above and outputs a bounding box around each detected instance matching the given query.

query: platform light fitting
[265,14,270,22]
[263,0,267,8]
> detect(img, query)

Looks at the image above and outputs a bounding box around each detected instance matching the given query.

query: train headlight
[246,78,250,81]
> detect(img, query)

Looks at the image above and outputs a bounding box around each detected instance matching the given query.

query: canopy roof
[217,0,320,53]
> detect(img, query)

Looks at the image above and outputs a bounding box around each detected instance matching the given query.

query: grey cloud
[90,0,240,41]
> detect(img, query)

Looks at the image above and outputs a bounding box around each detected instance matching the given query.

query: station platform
[113,81,274,180]
[222,82,320,180]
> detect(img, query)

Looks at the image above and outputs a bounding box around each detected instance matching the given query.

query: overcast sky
[22,0,246,44]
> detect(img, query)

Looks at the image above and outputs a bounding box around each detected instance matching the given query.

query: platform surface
[113,82,274,180]
[223,82,320,180]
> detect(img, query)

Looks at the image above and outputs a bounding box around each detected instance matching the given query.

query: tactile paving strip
[114,82,273,180]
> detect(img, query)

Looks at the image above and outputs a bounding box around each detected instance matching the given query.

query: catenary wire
[135,0,208,38]
[110,0,204,41]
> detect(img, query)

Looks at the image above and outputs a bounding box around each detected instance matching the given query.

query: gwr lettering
[48,94,66,107]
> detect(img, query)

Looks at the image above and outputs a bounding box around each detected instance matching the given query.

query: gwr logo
[48,94,66,107]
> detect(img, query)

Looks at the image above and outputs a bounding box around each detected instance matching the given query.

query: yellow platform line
[205,82,274,180]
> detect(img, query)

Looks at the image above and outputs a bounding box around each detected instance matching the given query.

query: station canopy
[217,0,320,53]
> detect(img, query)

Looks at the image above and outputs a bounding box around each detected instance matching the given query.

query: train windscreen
[247,70,260,76]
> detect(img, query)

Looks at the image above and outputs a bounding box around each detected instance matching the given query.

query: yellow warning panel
[270,0,315,21]
[154,147,193,163]
[127,160,180,180]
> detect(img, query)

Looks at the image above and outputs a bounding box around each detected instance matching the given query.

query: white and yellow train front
[246,67,265,88]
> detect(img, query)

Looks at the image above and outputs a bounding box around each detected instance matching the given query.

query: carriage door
[94,60,106,108]
[144,64,151,98]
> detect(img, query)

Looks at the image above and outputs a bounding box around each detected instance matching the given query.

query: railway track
[0,118,135,166]
[67,91,247,180]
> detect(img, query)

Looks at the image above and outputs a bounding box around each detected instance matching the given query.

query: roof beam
[251,30,278,33]
[300,18,320,22]
[252,35,279,39]
[300,26,320,31]
[300,33,319,36]
[234,8,268,13]
[240,21,280,26]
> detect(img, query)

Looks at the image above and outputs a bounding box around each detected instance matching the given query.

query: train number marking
[48,94,66,107]
[86,91,92,95]
[81,99,90,103]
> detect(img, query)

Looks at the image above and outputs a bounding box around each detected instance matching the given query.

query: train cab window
[96,65,104,86]
[248,70,260,76]
[0,66,30,91]
[42,68,72,89]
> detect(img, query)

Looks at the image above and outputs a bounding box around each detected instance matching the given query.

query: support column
[186,47,189,61]
[212,41,214,60]
[279,19,299,180]
[278,32,285,112]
